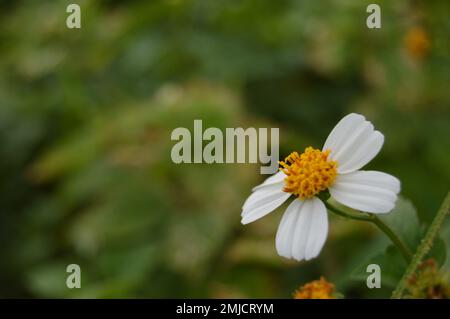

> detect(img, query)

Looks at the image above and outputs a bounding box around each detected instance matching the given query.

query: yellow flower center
[293,277,335,299]
[279,147,337,199]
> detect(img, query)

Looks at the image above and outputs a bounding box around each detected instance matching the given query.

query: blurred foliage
[0,0,449,298]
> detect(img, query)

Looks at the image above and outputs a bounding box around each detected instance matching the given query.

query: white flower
[241,113,400,261]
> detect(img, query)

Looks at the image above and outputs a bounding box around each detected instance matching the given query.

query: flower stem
[371,215,413,262]
[324,201,412,263]
[323,201,373,222]
[391,190,450,299]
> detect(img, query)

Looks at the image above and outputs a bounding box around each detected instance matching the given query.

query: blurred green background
[0,0,449,298]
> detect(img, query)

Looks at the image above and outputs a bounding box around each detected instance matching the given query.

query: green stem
[371,215,413,262]
[324,201,412,263]
[391,190,450,299]
[324,201,373,222]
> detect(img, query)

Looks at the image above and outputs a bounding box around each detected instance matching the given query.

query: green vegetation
[0,0,448,298]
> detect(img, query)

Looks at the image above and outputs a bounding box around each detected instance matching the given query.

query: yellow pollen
[293,277,335,299]
[279,147,337,199]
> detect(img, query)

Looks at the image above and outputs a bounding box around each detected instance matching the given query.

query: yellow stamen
[293,277,335,299]
[279,147,337,199]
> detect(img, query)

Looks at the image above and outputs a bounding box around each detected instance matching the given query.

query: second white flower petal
[323,113,365,154]
[241,186,290,224]
[242,182,285,213]
[323,113,384,174]
[275,197,328,261]
[329,170,400,214]
[252,171,286,191]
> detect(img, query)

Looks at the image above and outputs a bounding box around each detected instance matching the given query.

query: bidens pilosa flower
[241,113,400,261]
[293,277,336,299]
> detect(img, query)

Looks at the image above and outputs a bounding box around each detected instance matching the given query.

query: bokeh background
[0,0,449,298]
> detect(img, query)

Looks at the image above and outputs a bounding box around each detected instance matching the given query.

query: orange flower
[404,26,430,60]
[293,277,335,299]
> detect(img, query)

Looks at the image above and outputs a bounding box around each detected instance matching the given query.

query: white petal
[323,113,365,154]
[329,170,400,214]
[304,199,329,260]
[242,171,286,213]
[275,197,328,261]
[337,131,384,174]
[241,190,290,225]
[323,113,384,173]
[252,171,286,191]
[275,199,303,258]
[243,182,284,212]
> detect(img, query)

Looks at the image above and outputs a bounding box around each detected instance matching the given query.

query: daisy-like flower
[241,113,400,261]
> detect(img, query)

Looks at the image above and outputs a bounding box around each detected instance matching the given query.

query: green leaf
[351,245,407,288]
[377,197,422,252]
[351,197,423,288]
